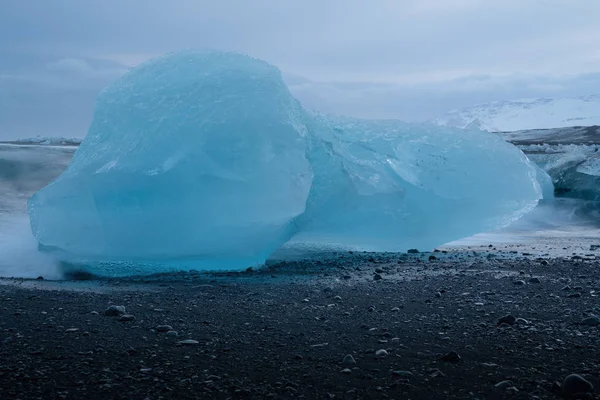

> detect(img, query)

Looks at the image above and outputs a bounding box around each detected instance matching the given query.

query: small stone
[392,370,413,377]
[563,374,593,397]
[36,276,44,280]
[178,339,199,346]
[580,316,600,326]
[528,277,541,283]
[428,255,437,261]
[166,330,178,337]
[439,351,461,362]
[65,328,79,333]
[497,314,516,326]
[341,368,352,374]
[407,249,419,254]
[429,369,445,378]
[119,314,136,322]
[375,349,388,357]
[104,305,126,316]
[343,354,356,365]
[375,268,384,274]
[391,307,400,312]
[156,325,173,332]
[90,311,99,315]
[495,380,514,390]
[373,274,383,281]
[513,280,526,286]
[334,296,342,301]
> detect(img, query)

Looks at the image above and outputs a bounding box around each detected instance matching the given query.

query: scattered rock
[341,368,352,374]
[580,316,600,326]
[36,276,44,280]
[497,315,516,326]
[156,325,173,332]
[166,330,178,337]
[104,305,126,316]
[439,351,461,363]
[342,354,356,365]
[177,339,199,346]
[513,280,526,286]
[407,249,419,254]
[528,277,541,283]
[375,349,388,357]
[373,274,383,281]
[562,374,593,398]
[119,314,136,322]
[65,328,79,333]
[495,380,514,390]
[392,370,413,378]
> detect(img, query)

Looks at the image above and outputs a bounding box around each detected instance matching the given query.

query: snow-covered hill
[434,94,600,132]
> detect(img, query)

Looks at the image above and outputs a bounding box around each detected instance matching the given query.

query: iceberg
[28,50,545,276]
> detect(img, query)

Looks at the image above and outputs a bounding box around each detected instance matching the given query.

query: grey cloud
[2,0,600,138]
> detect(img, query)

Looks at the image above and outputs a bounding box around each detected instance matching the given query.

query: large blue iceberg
[28,50,545,275]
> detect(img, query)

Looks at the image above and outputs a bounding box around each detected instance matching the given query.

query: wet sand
[2,242,600,399]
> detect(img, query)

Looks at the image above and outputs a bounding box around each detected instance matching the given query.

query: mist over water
[0,143,597,279]
[0,144,75,278]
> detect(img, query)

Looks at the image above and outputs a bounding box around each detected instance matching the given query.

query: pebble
[119,314,136,322]
[341,368,352,374]
[580,316,600,326]
[439,351,461,362]
[373,274,383,281]
[528,277,541,283]
[375,349,388,357]
[495,380,514,390]
[392,370,413,377]
[104,305,126,316]
[497,314,516,326]
[342,354,356,365]
[156,325,173,332]
[177,339,199,346]
[166,330,178,337]
[562,374,593,397]
[513,280,526,286]
[65,328,79,333]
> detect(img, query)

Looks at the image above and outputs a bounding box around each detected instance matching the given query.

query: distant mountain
[434,95,600,132]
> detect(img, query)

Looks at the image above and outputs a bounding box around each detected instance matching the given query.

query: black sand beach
[2,245,600,399]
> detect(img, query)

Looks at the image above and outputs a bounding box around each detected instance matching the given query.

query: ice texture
[28,50,544,275]
[28,51,313,271]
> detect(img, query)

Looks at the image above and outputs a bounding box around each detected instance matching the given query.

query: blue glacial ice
[28,50,547,276]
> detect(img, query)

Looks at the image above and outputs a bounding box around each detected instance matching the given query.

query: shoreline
[1,246,600,399]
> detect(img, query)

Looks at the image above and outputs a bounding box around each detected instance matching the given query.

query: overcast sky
[1,0,600,138]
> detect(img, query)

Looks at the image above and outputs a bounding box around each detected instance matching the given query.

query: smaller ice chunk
[292,116,543,251]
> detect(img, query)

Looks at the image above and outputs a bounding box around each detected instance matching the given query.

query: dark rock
[497,314,516,326]
[563,374,593,398]
[104,305,126,317]
[156,325,173,332]
[439,351,461,362]
[342,354,356,365]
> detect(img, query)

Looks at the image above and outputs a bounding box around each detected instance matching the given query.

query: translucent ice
[28,51,313,271]
[293,116,546,251]
[29,50,544,275]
